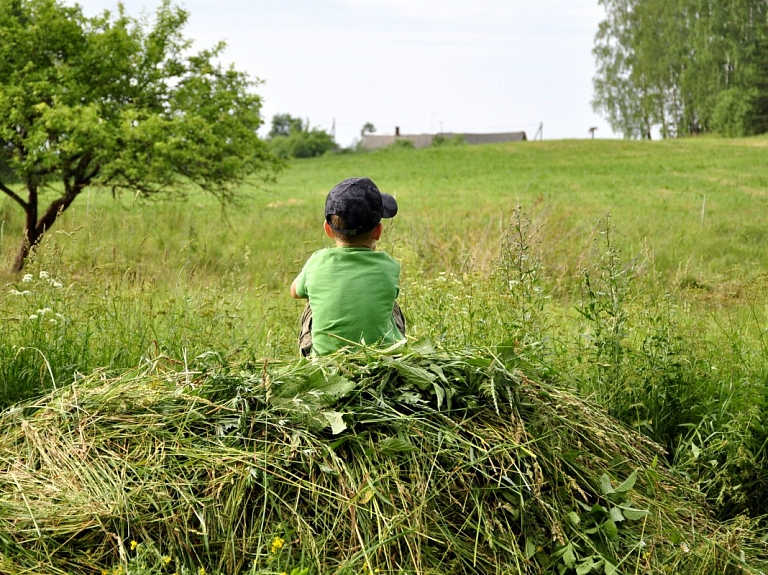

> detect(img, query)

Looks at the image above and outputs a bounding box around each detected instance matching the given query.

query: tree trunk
[12,183,80,272]
[12,184,38,272]
[13,230,37,272]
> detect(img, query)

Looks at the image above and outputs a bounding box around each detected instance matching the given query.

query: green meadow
[2,137,768,574]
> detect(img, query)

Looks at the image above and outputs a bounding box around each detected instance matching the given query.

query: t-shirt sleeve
[294,250,323,299]
[293,265,309,298]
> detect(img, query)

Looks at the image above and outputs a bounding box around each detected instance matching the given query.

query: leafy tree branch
[0,0,283,271]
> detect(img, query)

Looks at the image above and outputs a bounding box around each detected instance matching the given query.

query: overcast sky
[74,0,614,148]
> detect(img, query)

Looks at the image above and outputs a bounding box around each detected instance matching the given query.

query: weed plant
[0,239,296,407]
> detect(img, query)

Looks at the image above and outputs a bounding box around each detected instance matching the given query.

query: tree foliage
[593,0,768,138]
[267,113,337,159]
[0,0,282,271]
[360,122,376,136]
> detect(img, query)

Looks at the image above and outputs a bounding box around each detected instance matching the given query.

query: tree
[592,0,768,138]
[268,114,305,139]
[360,122,376,137]
[266,114,337,159]
[0,0,282,271]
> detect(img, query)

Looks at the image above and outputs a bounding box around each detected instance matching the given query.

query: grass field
[2,136,768,573]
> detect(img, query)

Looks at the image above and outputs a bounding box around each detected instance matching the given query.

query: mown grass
[2,136,768,572]
[2,348,767,574]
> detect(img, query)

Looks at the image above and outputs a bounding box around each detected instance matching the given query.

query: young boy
[290,177,406,356]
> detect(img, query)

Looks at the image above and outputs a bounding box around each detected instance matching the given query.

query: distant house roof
[359,133,434,150]
[360,131,527,150]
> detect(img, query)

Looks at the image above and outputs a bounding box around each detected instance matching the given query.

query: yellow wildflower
[162,556,172,565]
[199,567,207,575]
[270,536,285,554]
[130,540,138,551]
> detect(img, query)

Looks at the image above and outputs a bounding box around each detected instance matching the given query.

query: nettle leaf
[576,557,603,575]
[591,503,607,515]
[619,505,650,520]
[599,473,614,495]
[601,519,619,542]
[562,543,577,569]
[691,443,701,459]
[379,436,417,455]
[429,363,450,384]
[390,361,436,390]
[609,506,625,523]
[524,539,537,560]
[305,371,356,401]
[433,383,446,409]
[274,369,356,407]
[322,411,347,435]
[396,390,427,405]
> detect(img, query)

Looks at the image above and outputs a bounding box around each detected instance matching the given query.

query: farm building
[360,129,527,150]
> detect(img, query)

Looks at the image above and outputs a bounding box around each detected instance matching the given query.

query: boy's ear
[323,220,335,238]
[371,222,383,240]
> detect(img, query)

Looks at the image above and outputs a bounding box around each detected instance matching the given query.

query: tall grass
[0,237,299,407]
[4,137,768,288]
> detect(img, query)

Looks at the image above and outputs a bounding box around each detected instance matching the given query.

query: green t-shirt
[294,247,402,355]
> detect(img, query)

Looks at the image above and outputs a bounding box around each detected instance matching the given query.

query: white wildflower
[29,315,38,321]
[681,542,690,553]
[39,271,49,279]
[49,319,57,326]
[37,308,52,315]
[22,274,34,283]
[49,280,63,288]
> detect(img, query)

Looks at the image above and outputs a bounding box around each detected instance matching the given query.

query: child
[290,177,406,356]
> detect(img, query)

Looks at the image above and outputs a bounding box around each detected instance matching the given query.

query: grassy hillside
[3,136,767,289]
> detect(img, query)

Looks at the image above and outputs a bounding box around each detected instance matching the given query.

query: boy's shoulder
[303,247,399,274]
[308,246,398,261]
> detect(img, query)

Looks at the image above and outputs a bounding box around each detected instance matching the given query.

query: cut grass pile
[1,346,766,574]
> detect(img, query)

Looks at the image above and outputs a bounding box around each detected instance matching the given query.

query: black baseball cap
[325,177,398,236]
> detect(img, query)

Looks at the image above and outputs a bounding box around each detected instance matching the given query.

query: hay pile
[0,345,765,574]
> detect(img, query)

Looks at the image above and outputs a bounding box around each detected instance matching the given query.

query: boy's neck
[334,238,376,250]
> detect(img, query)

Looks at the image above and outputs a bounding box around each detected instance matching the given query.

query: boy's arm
[290,278,303,299]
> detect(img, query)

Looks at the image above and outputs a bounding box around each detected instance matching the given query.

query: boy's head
[324,178,398,240]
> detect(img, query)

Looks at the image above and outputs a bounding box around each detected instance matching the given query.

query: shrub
[266,114,337,159]
[710,87,760,137]
[432,134,466,146]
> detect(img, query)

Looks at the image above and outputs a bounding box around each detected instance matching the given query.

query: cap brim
[381,192,398,218]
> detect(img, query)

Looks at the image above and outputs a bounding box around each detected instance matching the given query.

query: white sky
[74,0,615,148]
